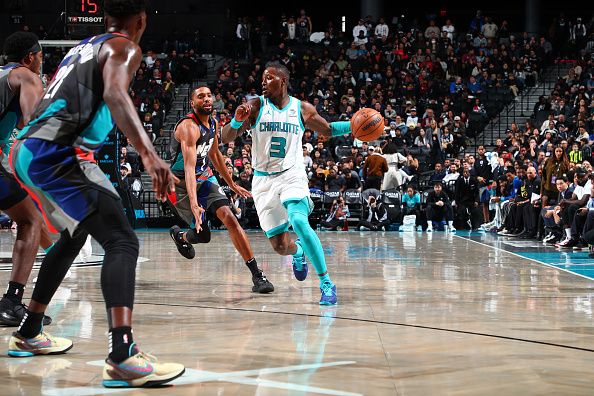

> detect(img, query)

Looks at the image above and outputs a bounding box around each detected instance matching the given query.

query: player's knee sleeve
[285,198,311,235]
[186,225,211,243]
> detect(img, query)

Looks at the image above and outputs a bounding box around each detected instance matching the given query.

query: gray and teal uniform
[168,112,229,226]
[10,32,127,234]
[0,63,28,210]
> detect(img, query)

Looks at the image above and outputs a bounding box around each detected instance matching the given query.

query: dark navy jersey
[0,63,22,156]
[170,112,216,178]
[18,32,130,151]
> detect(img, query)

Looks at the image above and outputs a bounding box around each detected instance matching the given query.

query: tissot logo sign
[68,16,104,24]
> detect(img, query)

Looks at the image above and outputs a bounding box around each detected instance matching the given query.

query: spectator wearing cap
[120,163,133,191]
[362,146,388,190]
[452,116,467,149]
[387,122,398,138]
[352,19,367,40]
[406,108,419,130]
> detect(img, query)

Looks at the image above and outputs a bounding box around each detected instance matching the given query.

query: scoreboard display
[66,0,104,26]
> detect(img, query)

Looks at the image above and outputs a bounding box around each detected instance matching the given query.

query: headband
[6,42,41,62]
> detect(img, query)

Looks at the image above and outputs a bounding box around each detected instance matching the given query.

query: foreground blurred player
[8,0,185,388]
[0,31,54,327]
[222,62,353,305]
[169,86,274,293]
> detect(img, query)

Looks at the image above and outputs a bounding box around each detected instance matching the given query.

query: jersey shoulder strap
[170,112,211,166]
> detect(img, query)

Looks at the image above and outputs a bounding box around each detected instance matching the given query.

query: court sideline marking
[453,234,594,282]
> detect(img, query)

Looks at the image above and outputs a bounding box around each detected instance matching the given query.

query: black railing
[468,60,578,156]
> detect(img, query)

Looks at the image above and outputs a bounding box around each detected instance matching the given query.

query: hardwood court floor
[1,229,594,395]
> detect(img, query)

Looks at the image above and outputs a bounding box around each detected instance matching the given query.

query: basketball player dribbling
[0,31,54,327]
[7,0,185,388]
[168,86,274,293]
[221,62,353,305]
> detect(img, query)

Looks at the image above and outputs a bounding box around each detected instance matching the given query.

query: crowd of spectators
[4,12,593,238]
[204,10,594,233]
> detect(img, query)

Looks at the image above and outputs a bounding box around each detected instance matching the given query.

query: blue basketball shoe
[319,281,337,305]
[292,239,308,281]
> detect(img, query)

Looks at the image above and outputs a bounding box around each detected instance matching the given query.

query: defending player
[7,0,185,388]
[169,86,274,293]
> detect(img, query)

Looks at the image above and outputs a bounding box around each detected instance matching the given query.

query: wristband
[230,117,244,129]
[330,121,351,137]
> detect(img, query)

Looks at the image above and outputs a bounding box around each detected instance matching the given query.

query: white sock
[564,228,571,238]
[427,221,432,228]
[448,221,454,228]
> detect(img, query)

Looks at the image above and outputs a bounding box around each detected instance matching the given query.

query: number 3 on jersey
[270,136,286,158]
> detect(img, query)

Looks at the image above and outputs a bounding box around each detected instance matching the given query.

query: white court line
[454,235,594,282]
[41,360,360,396]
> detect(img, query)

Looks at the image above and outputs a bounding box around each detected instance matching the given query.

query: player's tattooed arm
[176,119,205,231]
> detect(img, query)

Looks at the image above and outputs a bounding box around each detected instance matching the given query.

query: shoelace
[293,255,305,270]
[135,351,158,363]
[255,273,268,283]
[321,282,334,296]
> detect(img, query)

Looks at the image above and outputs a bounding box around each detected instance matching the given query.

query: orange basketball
[350,108,385,142]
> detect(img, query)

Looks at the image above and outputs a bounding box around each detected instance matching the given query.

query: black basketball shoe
[0,297,52,327]
[252,272,274,294]
[169,226,195,259]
